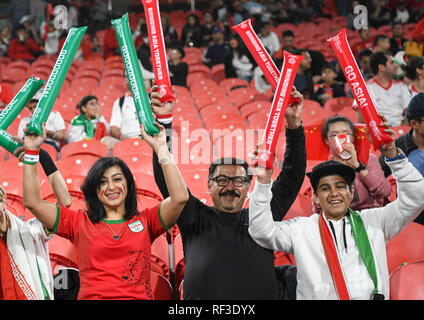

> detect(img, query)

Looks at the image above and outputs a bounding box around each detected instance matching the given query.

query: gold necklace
[103,220,128,240]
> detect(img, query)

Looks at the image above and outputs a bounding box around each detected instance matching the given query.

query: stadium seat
[247,112,268,130]
[240,101,271,120]
[200,102,238,121]
[219,77,249,94]
[211,63,225,83]
[55,155,99,177]
[391,125,410,138]
[386,222,424,274]
[188,64,211,75]
[151,233,170,279]
[390,260,424,300]
[119,153,154,176]
[132,171,162,200]
[323,97,354,113]
[1,177,23,202]
[49,235,79,273]
[201,111,244,127]
[112,138,152,158]
[150,270,173,300]
[60,140,109,159]
[63,174,86,200]
[0,158,24,180]
[302,100,328,126]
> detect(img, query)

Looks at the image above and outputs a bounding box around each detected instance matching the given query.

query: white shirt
[248,157,424,300]
[353,78,411,127]
[67,115,110,143]
[258,31,280,55]
[18,111,66,148]
[109,95,141,139]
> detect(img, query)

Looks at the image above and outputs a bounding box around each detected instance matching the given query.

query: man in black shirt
[150,86,306,299]
[168,46,188,87]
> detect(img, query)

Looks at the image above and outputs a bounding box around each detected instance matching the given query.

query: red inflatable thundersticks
[141,0,175,102]
[327,29,393,150]
[255,51,303,169]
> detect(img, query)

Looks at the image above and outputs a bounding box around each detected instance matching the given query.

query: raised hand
[378,113,398,159]
[23,122,47,151]
[150,84,175,117]
[139,121,167,155]
[285,86,304,129]
[249,144,277,184]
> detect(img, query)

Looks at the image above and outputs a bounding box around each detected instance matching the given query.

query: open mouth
[105,192,120,200]
[219,192,240,201]
[328,199,343,206]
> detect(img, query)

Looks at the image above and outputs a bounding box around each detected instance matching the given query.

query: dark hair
[403,56,424,80]
[186,13,200,26]
[373,34,389,47]
[81,157,138,224]
[322,115,355,140]
[77,95,97,114]
[358,48,373,61]
[321,64,335,74]
[370,51,390,75]
[208,157,252,182]
[282,30,294,38]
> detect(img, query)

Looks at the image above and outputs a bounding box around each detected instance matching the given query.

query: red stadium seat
[49,235,78,274]
[200,102,238,121]
[302,100,328,126]
[0,159,24,180]
[112,138,152,158]
[240,101,271,120]
[219,78,249,93]
[151,233,170,279]
[201,111,244,127]
[247,111,268,130]
[1,177,23,202]
[55,155,99,176]
[132,171,162,201]
[391,125,410,139]
[60,140,109,159]
[41,142,59,161]
[390,260,424,300]
[150,271,173,300]
[63,174,85,200]
[120,153,154,177]
[386,222,424,274]
[211,63,225,83]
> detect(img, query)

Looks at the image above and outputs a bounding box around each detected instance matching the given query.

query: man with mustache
[150,85,306,299]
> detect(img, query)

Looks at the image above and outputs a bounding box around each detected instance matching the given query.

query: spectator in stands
[18,92,66,152]
[0,0,29,36]
[109,77,141,142]
[373,34,391,53]
[244,0,271,22]
[369,0,392,28]
[168,46,188,87]
[42,21,61,55]
[353,28,374,58]
[312,115,391,214]
[347,0,361,29]
[355,51,411,126]
[20,15,41,45]
[229,0,252,25]
[7,24,39,62]
[315,65,346,105]
[295,0,315,24]
[257,21,280,56]
[67,95,111,148]
[150,84,306,300]
[390,22,408,55]
[0,71,14,110]
[0,147,71,300]
[200,11,216,47]
[248,122,424,300]
[224,33,256,82]
[180,13,202,48]
[25,0,46,36]
[294,49,315,100]
[403,56,424,96]
[358,49,374,80]
[161,14,179,47]
[103,25,120,59]
[392,0,410,23]
[274,30,299,59]
[90,35,102,55]
[22,120,189,300]
[210,0,230,23]
[0,26,11,56]
[89,0,108,35]
[379,93,424,224]
[270,0,297,25]
[202,27,229,68]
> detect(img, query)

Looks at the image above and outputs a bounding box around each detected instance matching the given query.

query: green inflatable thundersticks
[112,13,159,136]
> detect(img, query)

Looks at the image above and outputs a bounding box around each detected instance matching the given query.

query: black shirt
[153,122,307,299]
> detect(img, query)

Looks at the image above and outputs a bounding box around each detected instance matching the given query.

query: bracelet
[156,113,173,124]
[24,149,40,165]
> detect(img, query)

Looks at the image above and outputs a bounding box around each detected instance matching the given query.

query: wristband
[24,149,40,165]
[156,113,173,124]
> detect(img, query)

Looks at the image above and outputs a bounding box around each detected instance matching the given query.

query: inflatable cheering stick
[141,0,175,103]
[327,29,393,150]
[26,26,87,136]
[0,77,44,129]
[255,51,303,169]
[112,13,159,136]
[233,19,299,105]
[0,129,23,157]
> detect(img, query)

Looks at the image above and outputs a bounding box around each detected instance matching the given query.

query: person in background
[67,95,111,148]
[353,28,374,58]
[257,20,280,56]
[18,92,66,152]
[168,46,188,87]
[180,13,202,48]
[7,24,39,62]
[358,49,374,81]
[200,11,217,47]
[224,33,256,82]
[0,26,11,56]
[161,14,179,48]
[390,21,408,55]
[314,115,391,214]
[202,27,229,68]
[373,34,391,53]
[293,49,315,100]
[402,56,424,97]
[249,117,424,300]
[315,65,346,105]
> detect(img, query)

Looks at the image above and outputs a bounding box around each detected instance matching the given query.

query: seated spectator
[257,21,280,56]
[67,95,111,147]
[224,33,256,82]
[7,24,39,62]
[18,93,66,152]
[244,0,271,22]
[379,93,424,224]
[42,21,61,55]
[352,28,374,58]
[295,0,315,24]
[315,65,346,105]
[369,0,392,28]
[168,46,188,87]
[274,29,299,60]
[20,15,41,45]
[202,27,229,68]
[229,0,252,25]
[403,56,424,96]
[0,69,14,110]
[180,13,202,48]
[312,115,391,213]
[392,0,410,24]
[390,21,408,55]
[0,26,11,56]
[354,51,411,126]
[200,11,217,47]
[91,35,102,54]
[358,49,374,80]
[210,0,230,23]
[293,49,315,100]
[270,0,297,25]
[161,14,179,47]
[103,25,120,59]
[373,34,391,53]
